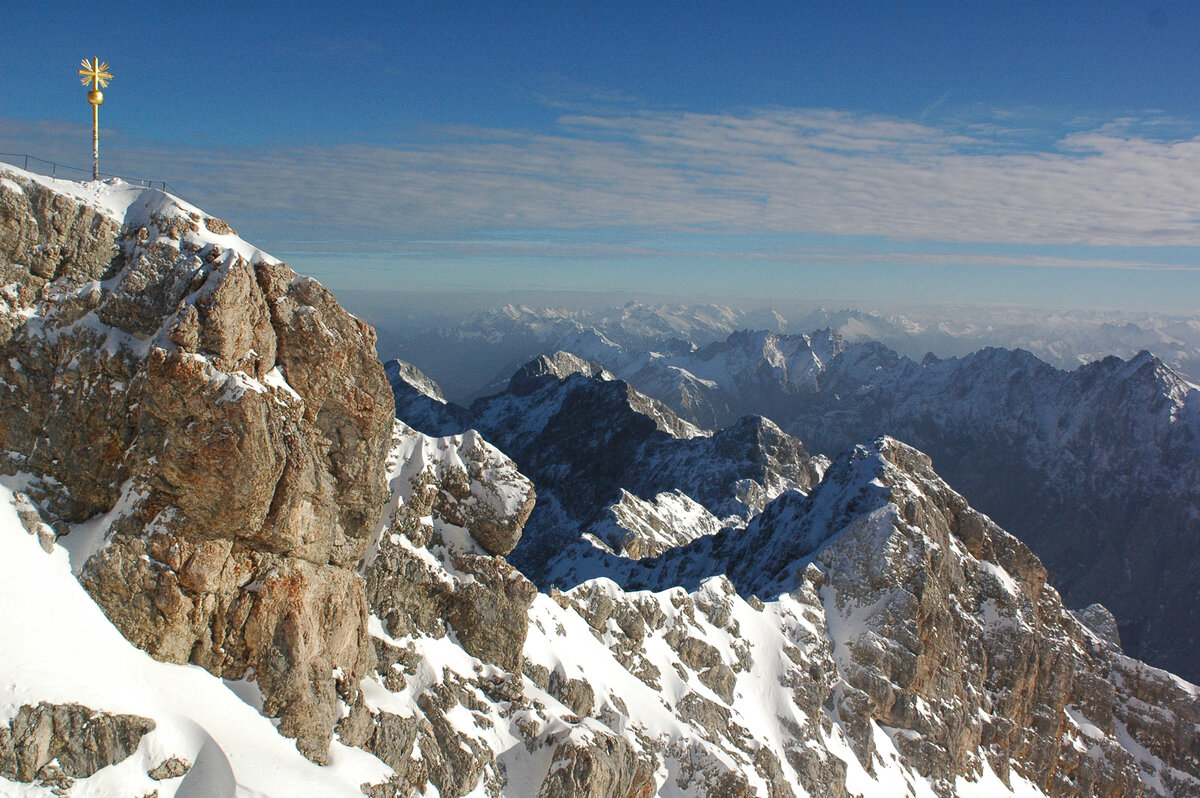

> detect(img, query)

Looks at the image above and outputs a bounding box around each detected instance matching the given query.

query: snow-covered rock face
[0,165,395,763]
[484,325,1200,683]
[384,358,445,403]
[348,423,1200,797]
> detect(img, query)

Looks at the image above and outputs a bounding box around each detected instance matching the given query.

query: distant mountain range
[383,301,1200,401]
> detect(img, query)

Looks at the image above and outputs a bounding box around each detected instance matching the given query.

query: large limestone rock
[0,167,393,762]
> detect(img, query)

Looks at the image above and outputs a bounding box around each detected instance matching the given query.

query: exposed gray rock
[10,491,55,553]
[364,422,537,673]
[147,756,191,780]
[537,727,655,798]
[367,712,421,782]
[0,702,154,783]
[1075,603,1123,650]
[357,422,540,795]
[549,669,596,717]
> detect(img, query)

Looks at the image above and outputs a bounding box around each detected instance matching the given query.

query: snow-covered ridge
[1,163,279,268]
[0,162,300,402]
[385,301,1200,403]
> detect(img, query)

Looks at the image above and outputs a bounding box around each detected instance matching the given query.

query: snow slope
[0,481,390,797]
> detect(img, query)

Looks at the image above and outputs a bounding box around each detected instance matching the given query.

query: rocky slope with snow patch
[348,422,1200,797]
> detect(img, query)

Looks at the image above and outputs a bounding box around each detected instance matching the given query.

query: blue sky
[4,1,1200,311]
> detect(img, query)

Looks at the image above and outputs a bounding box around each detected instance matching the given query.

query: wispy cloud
[5,108,1200,260]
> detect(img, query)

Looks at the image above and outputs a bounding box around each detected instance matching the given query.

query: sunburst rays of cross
[77,58,112,90]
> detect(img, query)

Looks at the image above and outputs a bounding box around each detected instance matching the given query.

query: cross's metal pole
[92,102,99,180]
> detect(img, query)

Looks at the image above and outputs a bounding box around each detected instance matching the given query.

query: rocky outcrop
[0,702,155,785]
[537,727,655,798]
[357,421,538,795]
[0,167,394,762]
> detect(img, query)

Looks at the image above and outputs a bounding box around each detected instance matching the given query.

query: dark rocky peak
[506,350,612,396]
[782,344,1200,681]
[470,371,704,529]
[384,357,444,402]
[696,326,846,366]
[417,362,823,587]
[1075,349,1196,414]
[657,334,697,355]
[631,414,825,521]
[473,361,705,461]
[386,357,471,436]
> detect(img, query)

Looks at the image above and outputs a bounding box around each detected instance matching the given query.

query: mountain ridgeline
[392,324,1200,684]
[382,302,1200,402]
[2,165,1199,797]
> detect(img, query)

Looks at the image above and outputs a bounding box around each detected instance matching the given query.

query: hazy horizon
[6,2,1200,312]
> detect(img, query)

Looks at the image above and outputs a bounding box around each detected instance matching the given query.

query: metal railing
[0,153,172,193]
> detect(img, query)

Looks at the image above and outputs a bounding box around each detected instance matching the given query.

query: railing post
[4,154,175,200]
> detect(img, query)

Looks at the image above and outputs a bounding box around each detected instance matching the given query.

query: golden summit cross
[77,57,112,90]
[77,58,112,180]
